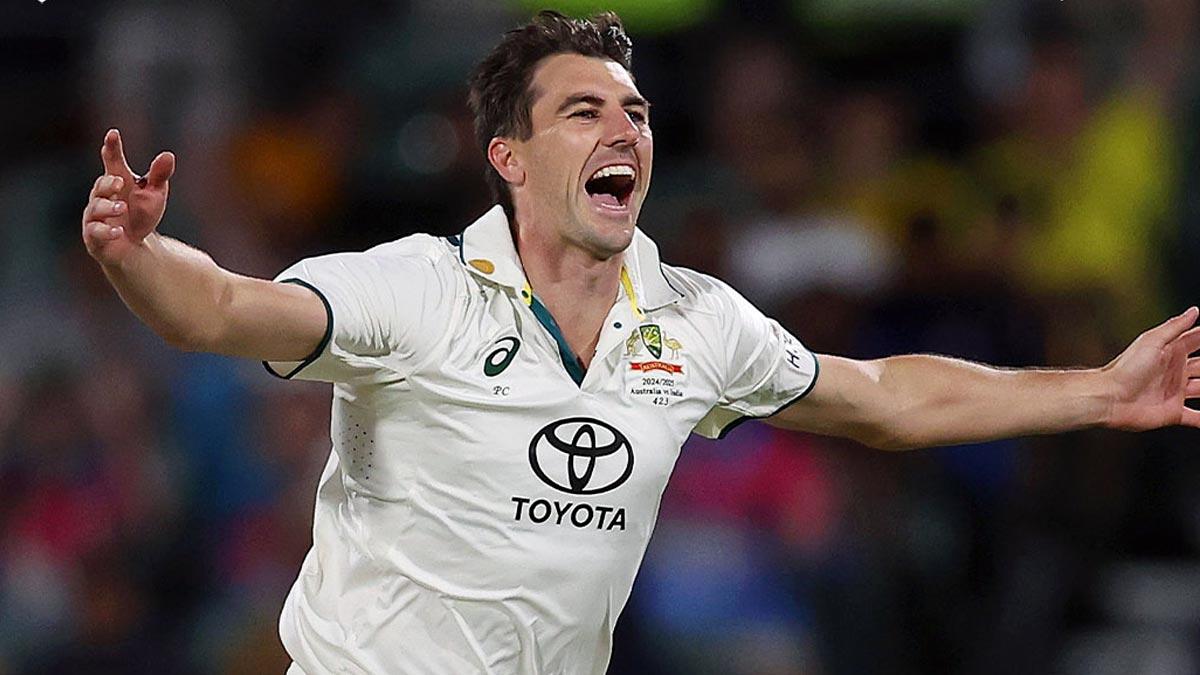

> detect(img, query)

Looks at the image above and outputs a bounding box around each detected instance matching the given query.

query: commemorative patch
[624,324,686,406]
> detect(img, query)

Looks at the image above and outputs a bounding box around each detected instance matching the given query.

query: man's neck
[512,221,625,370]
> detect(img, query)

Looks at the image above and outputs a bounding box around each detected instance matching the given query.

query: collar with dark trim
[454,205,684,313]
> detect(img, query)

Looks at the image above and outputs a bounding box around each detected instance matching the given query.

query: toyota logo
[528,417,634,495]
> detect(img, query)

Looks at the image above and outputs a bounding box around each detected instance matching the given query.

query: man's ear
[487,138,525,187]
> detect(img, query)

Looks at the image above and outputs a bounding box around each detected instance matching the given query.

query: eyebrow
[555,92,651,115]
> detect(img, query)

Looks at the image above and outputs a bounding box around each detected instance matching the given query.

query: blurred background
[3,0,1200,673]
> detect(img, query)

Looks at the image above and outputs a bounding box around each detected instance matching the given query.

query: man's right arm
[82,129,326,361]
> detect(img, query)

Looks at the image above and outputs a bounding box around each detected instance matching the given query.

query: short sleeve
[692,283,820,439]
[263,245,457,383]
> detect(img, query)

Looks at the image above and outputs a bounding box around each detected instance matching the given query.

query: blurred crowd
[3,0,1200,673]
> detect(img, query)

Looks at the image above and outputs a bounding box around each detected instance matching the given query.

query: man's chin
[575,219,635,259]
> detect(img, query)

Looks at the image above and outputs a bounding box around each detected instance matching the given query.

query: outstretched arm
[769,308,1200,450]
[82,129,326,359]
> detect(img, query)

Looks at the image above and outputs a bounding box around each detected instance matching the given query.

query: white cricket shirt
[264,206,819,674]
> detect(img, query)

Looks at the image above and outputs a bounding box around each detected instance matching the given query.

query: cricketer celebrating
[81,11,1200,675]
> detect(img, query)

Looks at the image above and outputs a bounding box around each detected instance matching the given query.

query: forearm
[100,232,241,350]
[776,310,1199,447]
[102,233,327,360]
[873,354,1113,450]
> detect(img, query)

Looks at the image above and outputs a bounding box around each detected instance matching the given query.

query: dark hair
[468,10,633,220]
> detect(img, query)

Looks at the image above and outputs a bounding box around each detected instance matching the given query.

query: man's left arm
[768,307,1200,450]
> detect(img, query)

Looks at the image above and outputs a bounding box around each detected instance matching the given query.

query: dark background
[2,0,1200,673]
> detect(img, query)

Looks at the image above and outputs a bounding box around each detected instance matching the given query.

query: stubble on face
[513,54,653,260]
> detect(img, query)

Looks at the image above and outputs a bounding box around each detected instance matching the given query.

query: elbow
[167,276,235,353]
[162,328,207,353]
[161,320,225,353]
[860,388,940,452]
[841,359,923,451]
[858,419,924,452]
[860,430,910,452]
[878,432,921,449]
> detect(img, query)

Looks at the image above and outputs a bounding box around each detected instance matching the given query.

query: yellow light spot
[469,259,495,274]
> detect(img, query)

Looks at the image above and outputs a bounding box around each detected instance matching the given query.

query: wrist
[102,232,160,275]
[1086,365,1120,429]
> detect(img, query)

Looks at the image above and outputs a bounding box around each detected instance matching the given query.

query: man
[82,10,1198,675]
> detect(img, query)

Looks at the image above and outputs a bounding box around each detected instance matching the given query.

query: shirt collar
[456,205,684,312]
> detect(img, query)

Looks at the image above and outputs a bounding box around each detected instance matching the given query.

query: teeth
[589,165,636,181]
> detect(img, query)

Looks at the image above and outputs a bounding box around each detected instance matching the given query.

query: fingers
[98,129,175,193]
[1183,406,1200,429]
[83,219,124,243]
[1187,377,1200,396]
[89,174,125,200]
[84,197,126,221]
[143,151,175,190]
[81,217,125,261]
[100,129,136,180]
[1148,306,1199,347]
[1179,325,1200,356]
[1189,356,1200,379]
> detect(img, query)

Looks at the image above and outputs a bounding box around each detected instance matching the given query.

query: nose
[602,110,640,148]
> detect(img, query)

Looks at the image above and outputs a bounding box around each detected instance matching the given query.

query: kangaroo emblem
[625,330,643,357]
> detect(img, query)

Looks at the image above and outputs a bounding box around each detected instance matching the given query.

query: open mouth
[584,165,636,211]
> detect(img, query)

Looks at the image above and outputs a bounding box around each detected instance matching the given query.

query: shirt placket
[581,268,645,390]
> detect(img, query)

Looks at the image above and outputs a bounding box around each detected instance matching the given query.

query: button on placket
[582,306,634,388]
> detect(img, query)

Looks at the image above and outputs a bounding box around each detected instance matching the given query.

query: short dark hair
[467,10,634,220]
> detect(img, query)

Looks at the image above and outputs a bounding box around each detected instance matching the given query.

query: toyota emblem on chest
[528,417,634,495]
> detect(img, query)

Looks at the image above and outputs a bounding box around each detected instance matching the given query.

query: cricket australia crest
[625,324,683,362]
[639,325,663,358]
[625,324,687,406]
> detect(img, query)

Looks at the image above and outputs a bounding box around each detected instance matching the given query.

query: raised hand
[1104,307,1200,431]
[81,129,176,266]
